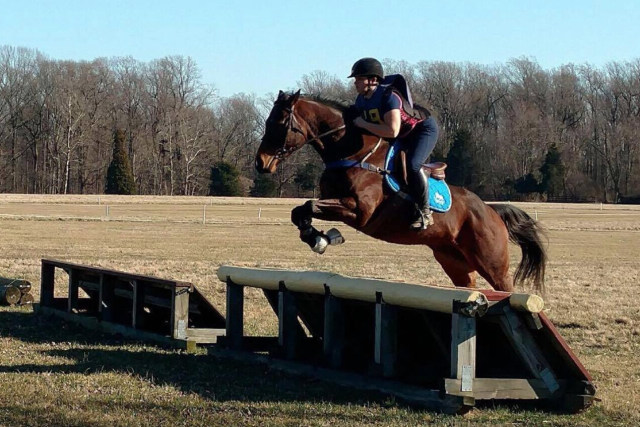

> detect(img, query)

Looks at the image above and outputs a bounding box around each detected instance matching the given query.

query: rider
[349,57,439,230]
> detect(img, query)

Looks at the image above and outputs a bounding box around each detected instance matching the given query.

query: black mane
[301,94,351,113]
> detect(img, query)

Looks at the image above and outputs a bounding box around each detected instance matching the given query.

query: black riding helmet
[348,58,384,80]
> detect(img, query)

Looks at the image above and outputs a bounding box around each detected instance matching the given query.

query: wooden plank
[171,286,189,340]
[99,274,116,322]
[92,285,204,314]
[323,290,345,369]
[450,301,477,393]
[523,313,543,330]
[42,258,192,289]
[498,306,559,393]
[185,328,226,344]
[68,268,79,313]
[278,283,302,360]
[374,292,397,378]
[132,280,145,329]
[40,261,56,307]
[225,278,244,350]
[444,378,566,400]
[538,312,594,382]
[216,336,278,352]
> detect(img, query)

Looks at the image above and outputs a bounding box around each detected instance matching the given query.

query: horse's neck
[299,100,369,163]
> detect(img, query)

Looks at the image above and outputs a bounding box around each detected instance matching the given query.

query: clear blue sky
[1,0,639,97]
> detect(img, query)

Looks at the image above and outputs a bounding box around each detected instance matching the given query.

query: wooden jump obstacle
[37,259,226,351]
[217,265,596,414]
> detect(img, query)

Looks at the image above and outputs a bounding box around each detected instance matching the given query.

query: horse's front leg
[291,198,358,254]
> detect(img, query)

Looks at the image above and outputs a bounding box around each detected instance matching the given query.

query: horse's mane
[301,94,351,114]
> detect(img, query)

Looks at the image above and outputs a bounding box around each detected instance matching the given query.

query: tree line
[2,45,639,202]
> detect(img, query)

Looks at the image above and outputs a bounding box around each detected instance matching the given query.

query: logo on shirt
[364,109,382,124]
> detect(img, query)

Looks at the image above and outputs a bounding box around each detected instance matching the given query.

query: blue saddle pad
[384,143,452,213]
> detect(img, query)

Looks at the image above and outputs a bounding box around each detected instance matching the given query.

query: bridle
[270,104,346,161]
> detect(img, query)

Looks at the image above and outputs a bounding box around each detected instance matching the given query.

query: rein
[266,99,385,175]
[273,105,346,160]
[278,104,387,174]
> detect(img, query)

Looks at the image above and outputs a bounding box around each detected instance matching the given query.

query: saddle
[361,146,451,234]
[394,149,447,187]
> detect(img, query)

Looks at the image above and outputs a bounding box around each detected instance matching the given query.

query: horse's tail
[490,204,547,294]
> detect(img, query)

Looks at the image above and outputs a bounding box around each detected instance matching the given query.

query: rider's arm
[356,109,401,138]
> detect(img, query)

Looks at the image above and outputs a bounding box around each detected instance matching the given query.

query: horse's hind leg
[457,221,514,292]
[433,247,477,288]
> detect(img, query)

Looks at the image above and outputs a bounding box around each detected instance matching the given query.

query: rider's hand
[353,117,366,128]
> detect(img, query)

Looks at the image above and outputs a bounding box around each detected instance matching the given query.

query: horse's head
[256,90,309,173]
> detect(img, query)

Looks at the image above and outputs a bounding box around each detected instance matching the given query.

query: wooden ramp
[37,259,226,351]
[217,265,595,414]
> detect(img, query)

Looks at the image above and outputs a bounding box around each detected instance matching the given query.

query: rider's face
[354,76,375,95]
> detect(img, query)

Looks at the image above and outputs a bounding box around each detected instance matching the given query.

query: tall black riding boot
[409,168,434,230]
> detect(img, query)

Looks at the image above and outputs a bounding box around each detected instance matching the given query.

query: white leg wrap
[312,236,329,254]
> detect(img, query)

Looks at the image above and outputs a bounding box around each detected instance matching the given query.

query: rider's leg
[409,168,433,229]
[406,117,439,229]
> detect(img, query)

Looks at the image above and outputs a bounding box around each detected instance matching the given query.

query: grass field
[1,194,639,426]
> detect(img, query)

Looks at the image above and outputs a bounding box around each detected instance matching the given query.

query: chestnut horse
[255,91,546,293]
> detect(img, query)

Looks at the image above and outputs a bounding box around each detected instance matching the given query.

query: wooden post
[226,277,244,350]
[68,269,79,313]
[40,261,55,307]
[171,286,189,340]
[450,300,477,394]
[278,281,301,360]
[132,280,146,329]
[374,292,398,378]
[323,286,345,368]
[99,274,115,323]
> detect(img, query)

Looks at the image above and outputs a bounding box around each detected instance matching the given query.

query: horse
[255,90,546,293]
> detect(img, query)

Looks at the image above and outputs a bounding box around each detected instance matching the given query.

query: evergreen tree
[446,128,477,188]
[513,173,541,195]
[293,163,322,196]
[250,174,277,197]
[539,143,565,197]
[209,162,241,196]
[105,129,136,195]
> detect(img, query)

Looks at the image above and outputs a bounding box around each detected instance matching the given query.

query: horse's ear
[277,90,285,101]
[290,89,301,105]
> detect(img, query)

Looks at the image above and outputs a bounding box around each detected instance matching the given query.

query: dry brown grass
[0,195,639,426]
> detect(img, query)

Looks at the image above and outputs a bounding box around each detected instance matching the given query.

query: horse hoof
[325,228,345,245]
[312,236,329,254]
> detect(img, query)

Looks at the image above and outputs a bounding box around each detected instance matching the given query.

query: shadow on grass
[0,310,396,408]
[0,309,598,420]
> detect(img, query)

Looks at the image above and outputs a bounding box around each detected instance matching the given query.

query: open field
[1,195,639,426]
